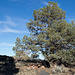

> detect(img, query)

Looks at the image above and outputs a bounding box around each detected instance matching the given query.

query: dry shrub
[52,65,68,74]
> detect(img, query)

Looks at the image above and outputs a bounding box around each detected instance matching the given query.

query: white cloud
[0,16,29,27]
[12,17,28,23]
[43,1,48,5]
[69,18,75,22]
[0,21,2,23]
[0,16,29,34]
[0,16,17,26]
[0,43,15,46]
[10,0,18,1]
[0,27,30,34]
[9,0,23,2]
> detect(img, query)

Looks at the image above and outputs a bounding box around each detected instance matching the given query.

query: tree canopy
[13,1,75,63]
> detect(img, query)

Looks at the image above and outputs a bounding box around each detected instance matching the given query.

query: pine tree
[13,2,75,62]
[26,1,75,60]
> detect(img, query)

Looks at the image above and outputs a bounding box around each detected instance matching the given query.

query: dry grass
[51,65,68,74]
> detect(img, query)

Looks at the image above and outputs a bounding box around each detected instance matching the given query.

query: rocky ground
[15,65,75,75]
[0,55,75,75]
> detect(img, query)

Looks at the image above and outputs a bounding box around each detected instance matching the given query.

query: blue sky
[0,0,75,57]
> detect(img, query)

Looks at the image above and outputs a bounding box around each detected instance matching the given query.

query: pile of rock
[14,58,50,68]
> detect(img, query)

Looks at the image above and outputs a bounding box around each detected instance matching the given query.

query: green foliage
[26,1,75,60]
[55,49,75,63]
[13,1,75,62]
[13,37,30,57]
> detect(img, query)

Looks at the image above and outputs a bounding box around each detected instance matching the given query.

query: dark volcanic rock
[0,55,19,75]
[16,58,50,68]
